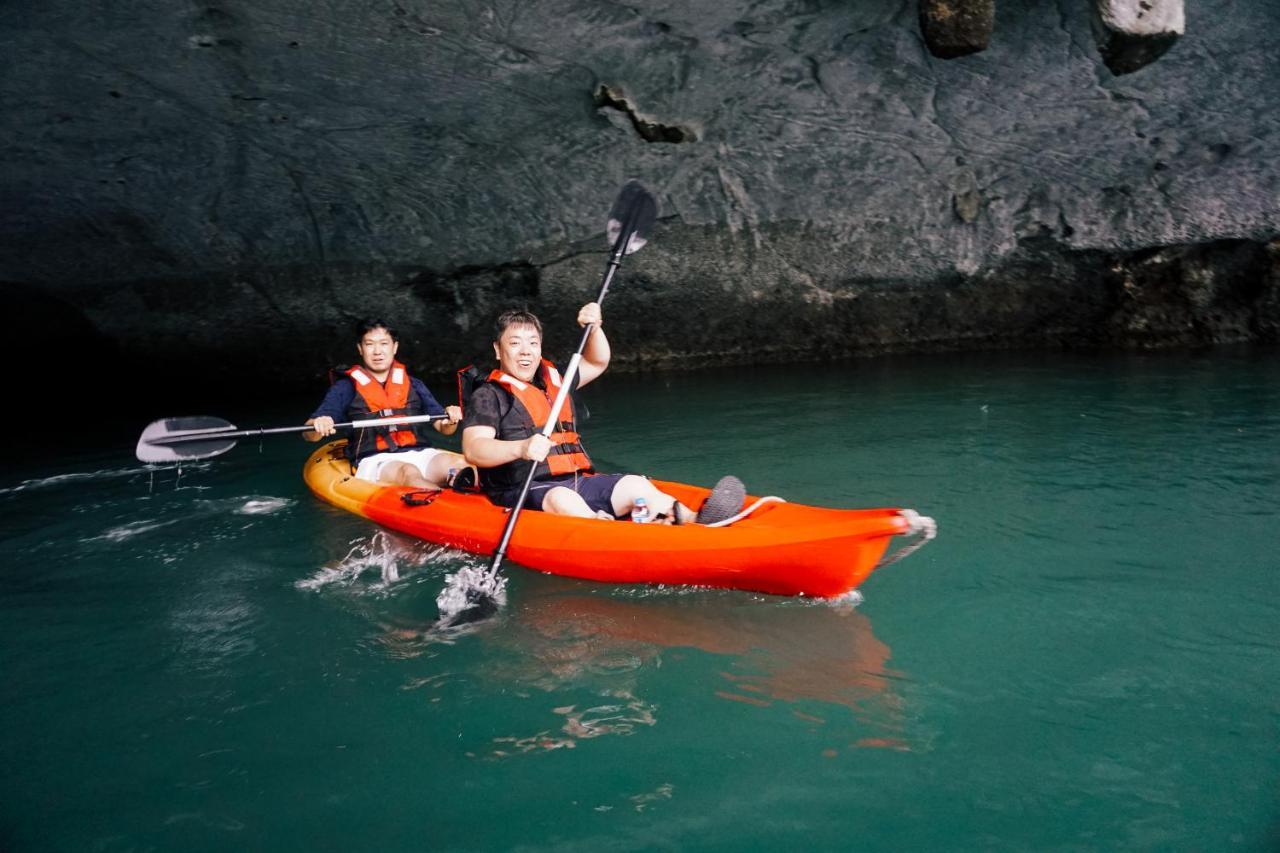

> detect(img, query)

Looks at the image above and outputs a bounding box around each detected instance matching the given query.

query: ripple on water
[87,518,183,543]
[486,696,659,758]
[0,465,184,496]
[235,497,292,515]
[79,495,295,549]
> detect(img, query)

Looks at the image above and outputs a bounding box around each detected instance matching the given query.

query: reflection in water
[297,527,913,756]
[380,582,911,757]
[505,589,909,752]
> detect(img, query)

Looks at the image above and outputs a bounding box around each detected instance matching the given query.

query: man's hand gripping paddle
[435,180,659,628]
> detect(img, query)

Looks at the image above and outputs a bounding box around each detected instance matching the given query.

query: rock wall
[3,0,1279,388]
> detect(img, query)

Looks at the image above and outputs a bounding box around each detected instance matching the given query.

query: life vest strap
[345,361,422,457]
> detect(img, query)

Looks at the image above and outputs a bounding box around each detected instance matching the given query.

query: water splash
[436,565,508,621]
[296,531,449,592]
[820,589,865,611]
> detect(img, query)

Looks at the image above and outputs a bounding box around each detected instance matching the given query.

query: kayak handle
[875,511,938,569]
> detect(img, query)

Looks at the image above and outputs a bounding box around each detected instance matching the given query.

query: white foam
[296,531,448,592]
[235,497,293,515]
[820,589,865,611]
[436,565,507,618]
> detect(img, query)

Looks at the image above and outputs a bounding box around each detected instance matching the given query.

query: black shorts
[489,473,629,518]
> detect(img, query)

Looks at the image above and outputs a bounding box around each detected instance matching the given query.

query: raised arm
[574,301,610,388]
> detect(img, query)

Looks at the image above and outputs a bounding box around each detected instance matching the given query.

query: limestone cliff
[3,0,1278,388]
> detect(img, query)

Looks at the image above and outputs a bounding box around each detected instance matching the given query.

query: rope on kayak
[874,510,937,568]
[705,495,786,528]
[401,489,442,507]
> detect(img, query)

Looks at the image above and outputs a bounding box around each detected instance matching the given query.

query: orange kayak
[303,441,935,598]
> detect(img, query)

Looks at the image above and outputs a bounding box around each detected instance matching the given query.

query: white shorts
[354,448,449,483]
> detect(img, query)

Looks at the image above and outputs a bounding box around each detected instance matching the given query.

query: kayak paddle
[135,413,447,463]
[437,180,658,626]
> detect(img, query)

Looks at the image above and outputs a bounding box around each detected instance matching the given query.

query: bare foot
[653,502,694,525]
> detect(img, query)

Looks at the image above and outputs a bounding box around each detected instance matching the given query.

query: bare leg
[377,461,431,488]
[424,451,469,487]
[609,475,695,524]
[378,452,470,489]
[542,486,611,519]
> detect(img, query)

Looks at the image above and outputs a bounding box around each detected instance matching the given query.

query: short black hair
[494,309,542,342]
[357,319,398,343]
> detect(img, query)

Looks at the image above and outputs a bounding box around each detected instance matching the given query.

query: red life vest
[346,361,420,454]
[488,360,592,476]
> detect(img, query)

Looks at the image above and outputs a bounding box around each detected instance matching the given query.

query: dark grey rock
[2,0,1278,392]
[920,0,996,59]
[952,171,982,223]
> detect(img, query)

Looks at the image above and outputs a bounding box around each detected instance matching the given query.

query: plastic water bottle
[630,497,650,524]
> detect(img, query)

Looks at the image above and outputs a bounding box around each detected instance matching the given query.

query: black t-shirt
[461,363,582,491]
[460,362,578,434]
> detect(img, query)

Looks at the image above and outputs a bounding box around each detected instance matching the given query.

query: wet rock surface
[2,0,1278,390]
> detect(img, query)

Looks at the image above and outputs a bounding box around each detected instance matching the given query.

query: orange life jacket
[488,360,593,477]
[346,361,422,456]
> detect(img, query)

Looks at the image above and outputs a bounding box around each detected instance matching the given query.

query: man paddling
[461,304,744,524]
[305,319,467,489]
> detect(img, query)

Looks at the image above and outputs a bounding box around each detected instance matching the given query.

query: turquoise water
[2,349,1278,851]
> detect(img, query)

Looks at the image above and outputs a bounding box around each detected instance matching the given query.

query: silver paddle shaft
[146,414,445,446]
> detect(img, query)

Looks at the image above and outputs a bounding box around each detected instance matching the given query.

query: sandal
[653,501,694,526]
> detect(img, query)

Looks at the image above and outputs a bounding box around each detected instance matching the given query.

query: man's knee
[610,474,666,515]
[616,474,649,492]
[610,474,649,503]
[381,462,428,488]
[426,451,465,482]
[542,486,593,517]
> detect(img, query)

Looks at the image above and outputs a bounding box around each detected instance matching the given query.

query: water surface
[2,349,1278,850]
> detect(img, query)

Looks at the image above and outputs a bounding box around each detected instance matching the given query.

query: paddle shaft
[146,414,447,447]
[486,223,636,574]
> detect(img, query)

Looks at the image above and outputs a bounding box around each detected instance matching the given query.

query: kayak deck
[303,442,931,597]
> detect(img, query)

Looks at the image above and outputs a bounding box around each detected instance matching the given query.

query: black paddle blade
[435,564,507,628]
[435,591,501,630]
[136,416,237,463]
[606,180,658,255]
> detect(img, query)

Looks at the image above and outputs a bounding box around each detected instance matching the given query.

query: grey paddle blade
[606,180,658,255]
[136,416,238,463]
